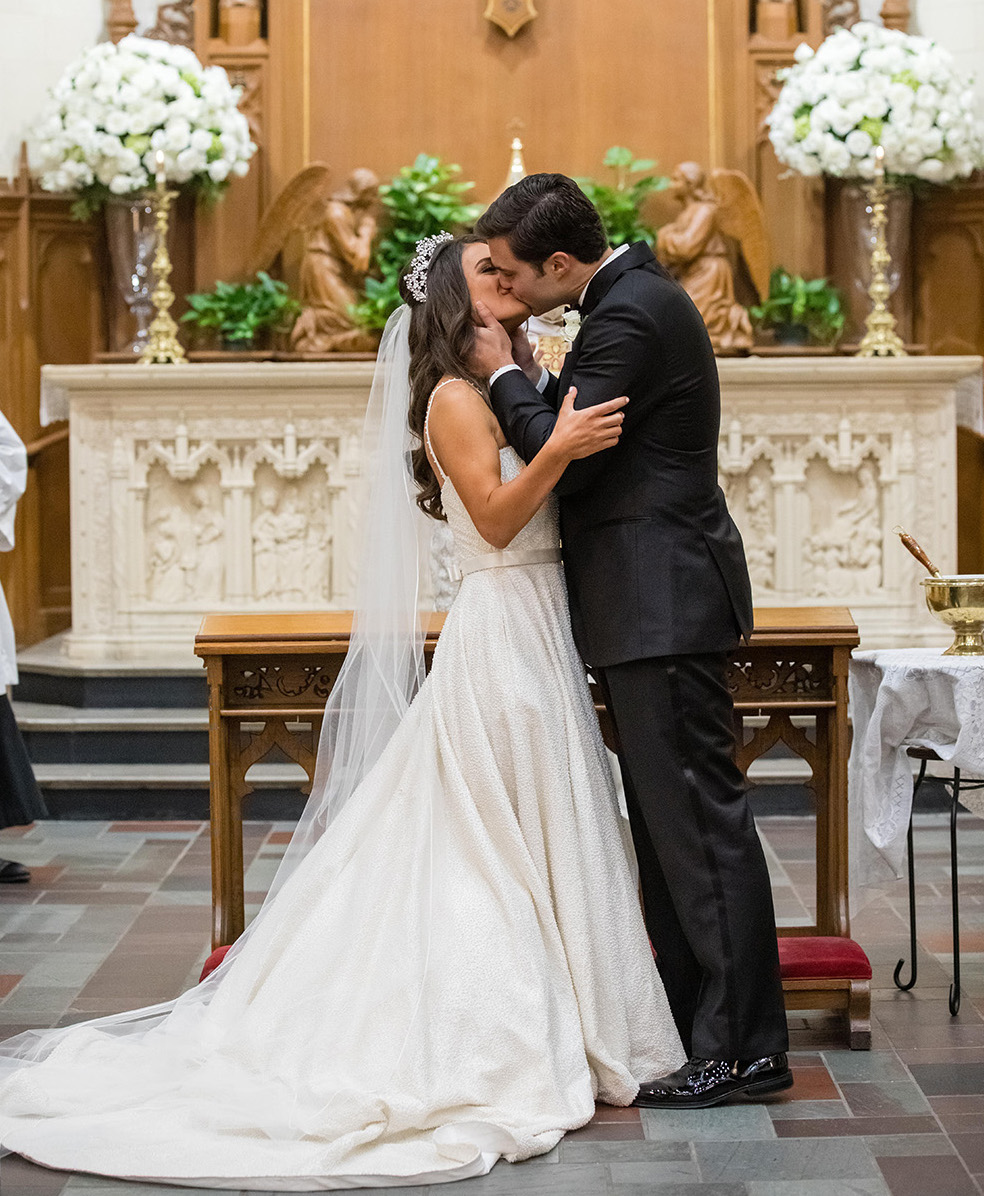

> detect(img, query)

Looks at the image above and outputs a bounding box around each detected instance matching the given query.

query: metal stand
[894,751,984,1015]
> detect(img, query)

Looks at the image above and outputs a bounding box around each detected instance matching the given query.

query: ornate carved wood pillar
[107,0,138,42]
[195,0,269,288]
[880,0,910,32]
[220,0,262,47]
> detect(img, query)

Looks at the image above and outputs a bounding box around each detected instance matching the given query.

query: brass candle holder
[856,146,907,358]
[140,153,186,365]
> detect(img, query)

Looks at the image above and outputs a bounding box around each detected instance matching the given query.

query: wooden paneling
[192,0,840,284]
[912,178,984,574]
[0,158,104,647]
[306,0,711,206]
[956,427,984,574]
[914,178,984,357]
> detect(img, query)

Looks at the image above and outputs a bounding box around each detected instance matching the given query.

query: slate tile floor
[0,813,983,1196]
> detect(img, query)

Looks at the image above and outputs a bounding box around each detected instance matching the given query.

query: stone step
[13,634,206,709]
[32,762,310,821]
[33,762,308,787]
[14,702,210,765]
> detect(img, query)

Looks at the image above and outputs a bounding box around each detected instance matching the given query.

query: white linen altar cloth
[849,648,984,896]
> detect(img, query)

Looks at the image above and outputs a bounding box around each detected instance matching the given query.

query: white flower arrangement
[767,22,984,183]
[562,308,581,344]
[31,34,256,217]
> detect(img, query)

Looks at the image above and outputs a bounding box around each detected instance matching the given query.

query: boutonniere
[562,308,581,345]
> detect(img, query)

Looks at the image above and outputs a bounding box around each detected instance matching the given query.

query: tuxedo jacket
[489,241,753,668]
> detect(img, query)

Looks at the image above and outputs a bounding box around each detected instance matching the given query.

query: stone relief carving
[250,466,333,604]
[720,413,894,603]
[145,467,227,602]
[133,423,346,610]
[804,457,882,596]
[743,467,777,592]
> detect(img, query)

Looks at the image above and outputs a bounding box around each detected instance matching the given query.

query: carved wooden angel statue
[655,162,770,354]
[249,165,380,354]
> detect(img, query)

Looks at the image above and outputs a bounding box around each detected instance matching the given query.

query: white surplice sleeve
[0,411,27,685]
[0,411,27,553]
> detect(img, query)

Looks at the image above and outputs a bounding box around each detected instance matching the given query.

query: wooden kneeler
[779,936,872,1050]
[201,936,874,1051]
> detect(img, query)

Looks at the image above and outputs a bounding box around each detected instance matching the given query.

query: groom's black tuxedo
[491,241,752,668]
[490,242,788,1062]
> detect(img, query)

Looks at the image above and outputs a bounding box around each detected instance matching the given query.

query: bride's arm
[427,382,626,550]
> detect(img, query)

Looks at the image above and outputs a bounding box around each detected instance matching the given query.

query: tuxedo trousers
[598,653,788,1061]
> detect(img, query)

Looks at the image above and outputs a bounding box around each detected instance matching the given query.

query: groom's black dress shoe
[633,1054,792,1109]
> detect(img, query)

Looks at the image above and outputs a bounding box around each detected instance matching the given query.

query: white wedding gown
[0,446,684,1190]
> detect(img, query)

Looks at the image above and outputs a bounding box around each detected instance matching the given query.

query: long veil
[0,304,433,1086]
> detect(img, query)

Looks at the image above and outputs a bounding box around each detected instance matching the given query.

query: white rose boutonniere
[562,308,582,345]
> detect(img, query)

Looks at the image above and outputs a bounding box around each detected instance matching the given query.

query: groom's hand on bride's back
[470,300,518,378]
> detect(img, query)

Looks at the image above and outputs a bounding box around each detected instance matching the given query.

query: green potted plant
[576,146,669,247]
[181,271,301,350]
[750,267,845,347]
[353,154,483,330]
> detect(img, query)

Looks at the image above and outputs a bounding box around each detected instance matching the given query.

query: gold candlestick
[140,152,186,365]
[856,146,907,358]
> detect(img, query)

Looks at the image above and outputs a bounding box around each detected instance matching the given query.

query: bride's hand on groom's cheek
[470,301,514,378]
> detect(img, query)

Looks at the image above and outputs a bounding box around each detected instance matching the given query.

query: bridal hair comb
[406,231,454,303]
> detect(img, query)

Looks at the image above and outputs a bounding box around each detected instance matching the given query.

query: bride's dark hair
[401,234,488,520]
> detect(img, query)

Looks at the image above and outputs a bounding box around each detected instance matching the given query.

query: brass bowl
[922,576,984,656]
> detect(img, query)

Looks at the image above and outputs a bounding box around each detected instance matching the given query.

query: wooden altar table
[195,606,858,951]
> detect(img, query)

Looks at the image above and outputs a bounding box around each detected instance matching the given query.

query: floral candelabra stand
[140,154,186,365]
[104,195,157,356]
[856,146,906,358]
[766,22,984,349]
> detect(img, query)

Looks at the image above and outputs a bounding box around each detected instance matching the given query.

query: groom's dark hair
[475,174,608,270]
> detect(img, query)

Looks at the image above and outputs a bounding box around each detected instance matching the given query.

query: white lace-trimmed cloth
[849,648,984,900]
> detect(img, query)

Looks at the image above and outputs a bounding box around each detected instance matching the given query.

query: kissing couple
[0,174,789,1189]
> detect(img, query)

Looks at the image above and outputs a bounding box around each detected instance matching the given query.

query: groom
[471,174,791,1107]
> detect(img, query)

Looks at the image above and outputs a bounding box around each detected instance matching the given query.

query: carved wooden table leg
[206,657,244,950]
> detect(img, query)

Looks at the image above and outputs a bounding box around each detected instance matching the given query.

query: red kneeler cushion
[200,944,231,982]
[778,935,872,981]
[201,936,873,985]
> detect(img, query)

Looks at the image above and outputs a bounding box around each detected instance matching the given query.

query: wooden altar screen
[195,605,858,951]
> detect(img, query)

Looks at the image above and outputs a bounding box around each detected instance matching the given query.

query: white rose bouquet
[31,34,256,218]
[767,22,984,183]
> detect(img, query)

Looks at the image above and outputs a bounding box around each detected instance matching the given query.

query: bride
[0,232,684,1190]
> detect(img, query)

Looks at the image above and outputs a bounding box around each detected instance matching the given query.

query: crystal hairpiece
[406,231,454,303]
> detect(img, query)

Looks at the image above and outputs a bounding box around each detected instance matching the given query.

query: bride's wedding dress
[0,444,684,1190]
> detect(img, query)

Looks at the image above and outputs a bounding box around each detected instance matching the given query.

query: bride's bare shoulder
[428,376,505,447]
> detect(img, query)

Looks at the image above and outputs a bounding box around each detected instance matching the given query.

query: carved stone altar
[41,355,981,663]
[717,357,981,649]
[45,362,376,663]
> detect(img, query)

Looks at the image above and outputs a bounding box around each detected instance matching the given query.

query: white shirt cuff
[488,365,550,392]
[489,364,520,387]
